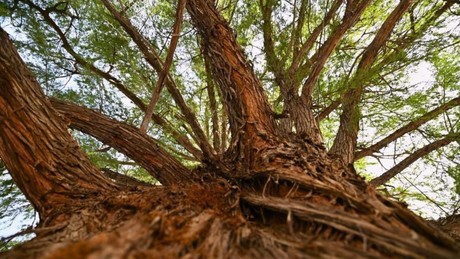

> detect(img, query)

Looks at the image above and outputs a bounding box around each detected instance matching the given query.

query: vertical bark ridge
[187,0,276,163]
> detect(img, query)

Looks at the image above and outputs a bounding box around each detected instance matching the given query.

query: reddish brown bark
[50,99,192,186]
[1,1,460,258]
[0,28,118,218]
[187,0,276,163]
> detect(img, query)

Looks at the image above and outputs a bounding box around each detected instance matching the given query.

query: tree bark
[187,0,276,165]
[1,1,460,258]
[0,28,118,219]
[50,99,192,186]
[330,0,414,164]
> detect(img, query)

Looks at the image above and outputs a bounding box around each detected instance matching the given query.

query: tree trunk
[0,28,119,220]
[1,1,460,258]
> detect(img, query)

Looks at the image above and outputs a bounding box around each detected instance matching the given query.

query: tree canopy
[1,0,460,257]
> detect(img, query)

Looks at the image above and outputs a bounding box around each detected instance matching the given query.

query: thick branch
[330,0,414,164]
[187,0,276,151]
[370,133,460,186]
[50,99,192,186]
[0,28,118,217]
[356,96,460,160]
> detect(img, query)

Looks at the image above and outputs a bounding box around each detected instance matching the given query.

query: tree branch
[356,96,460,160]
[300,0,372,99]
[100,0,215,161]
[187,0,276,155]
[0,28,118,216]
[21,0,202,161]
[288,0,343,77]
[330,0,414,164]
[370,133,460,186]
[50,99,192,186]
[140,0,186,133]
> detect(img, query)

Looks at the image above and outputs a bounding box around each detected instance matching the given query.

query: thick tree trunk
[1,2,460,258]
[187,0,276,164]
[0,28,118,220]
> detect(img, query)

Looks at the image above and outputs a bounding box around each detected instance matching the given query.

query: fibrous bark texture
[0,28,118,219]
[1,1,460,258]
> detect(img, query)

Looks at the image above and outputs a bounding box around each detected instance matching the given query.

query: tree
[1,0,460,257]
